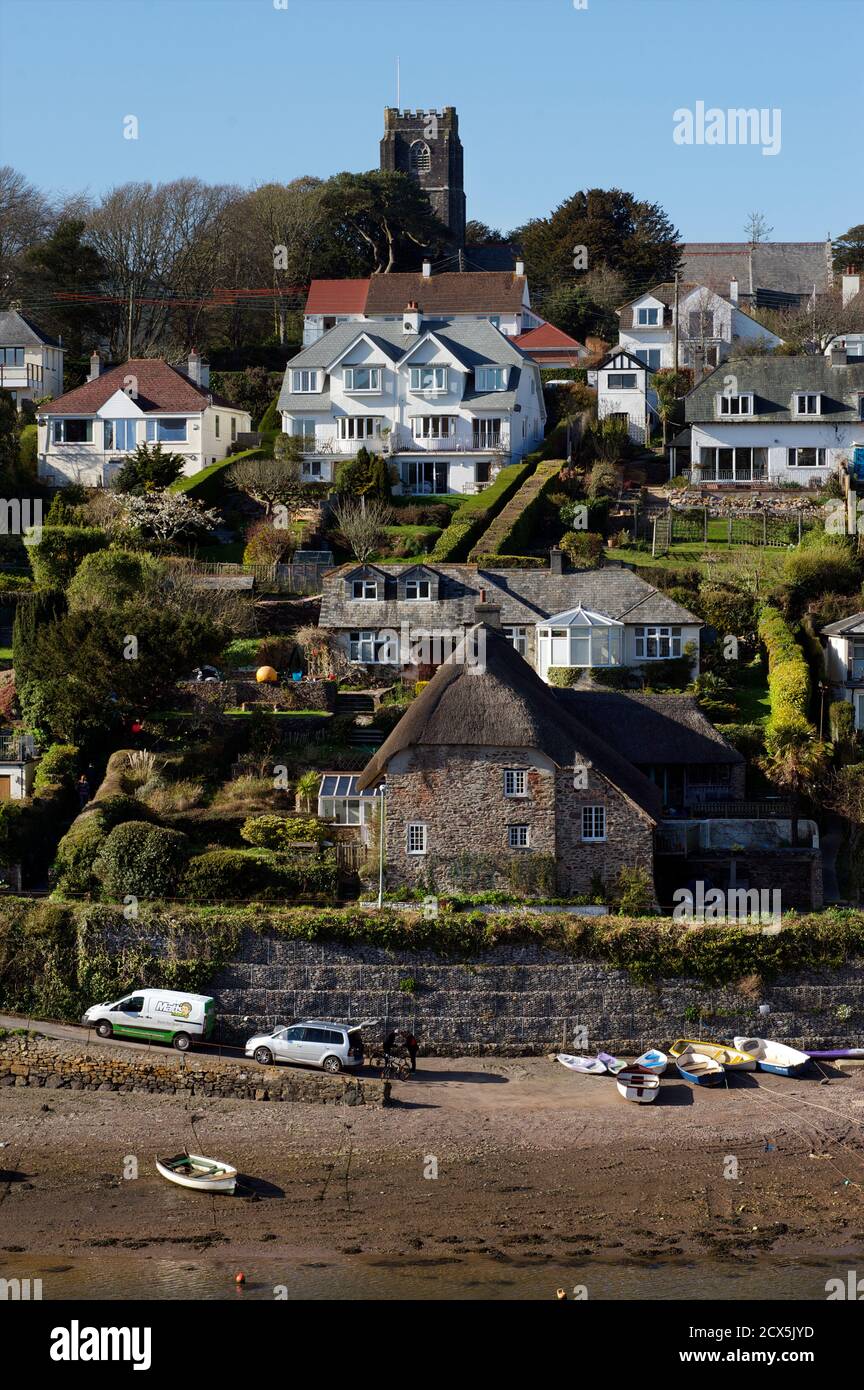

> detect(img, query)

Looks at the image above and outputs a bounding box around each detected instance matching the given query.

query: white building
[617,281,782,372]
[37,352,251,487]
[822,610,864,730]
[278,307,546,494]
[824,272,864,363]
[0,731,39,801]
[0,309,65,408]
[684,350,864,486]
[595,348,657,445]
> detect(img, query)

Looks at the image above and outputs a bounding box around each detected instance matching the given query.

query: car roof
[293,1018,353,1029]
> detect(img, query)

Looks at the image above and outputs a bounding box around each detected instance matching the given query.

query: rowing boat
[674,1048,724,1086]
[732,1037,810,1078]
[805,1048,864,1060]
[156,1151,237,1194]
[596,1051,627,1075]
[635,1049,668,1075]
[615,1067,660,1103]
[669,1038,757,1071]
[556,1053,607,1074]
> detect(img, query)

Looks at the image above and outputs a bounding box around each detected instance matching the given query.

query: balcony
[389,424,509,454]
[0,364,41,390]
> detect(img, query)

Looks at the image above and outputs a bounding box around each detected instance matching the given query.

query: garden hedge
[758,604,812,732]
[429,457,538,562]
[168,447,264,503]
[467,458,565,560]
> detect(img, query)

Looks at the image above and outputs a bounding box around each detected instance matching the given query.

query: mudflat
[2,1057,864,1273]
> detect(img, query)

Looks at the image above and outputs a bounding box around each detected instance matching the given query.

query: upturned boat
[556,1053,607,1074]
[615,1067,660,1103]
[674,1048,724,1086]
[156,1152,237,1193]
[635,1049,668,1075]
[732,1038,810,1078]
[669,1039,757,1071]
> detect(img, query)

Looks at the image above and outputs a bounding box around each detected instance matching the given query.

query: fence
[647,506,814,553]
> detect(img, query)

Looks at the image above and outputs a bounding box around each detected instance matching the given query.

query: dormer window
[476,366,507,391]
[717,393,753,416]
[409,365,447,393]
[794,392,821,416]
[637,307,659,326]
[351,579,378,600]
[292,369,319,393]
[405,578,431,600]
[344,367,381,392]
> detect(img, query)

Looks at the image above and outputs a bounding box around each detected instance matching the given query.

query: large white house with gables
[278,305,546,494]
[616,281,782,373]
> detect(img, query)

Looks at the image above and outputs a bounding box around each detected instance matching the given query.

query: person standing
[404,1031,419,1072]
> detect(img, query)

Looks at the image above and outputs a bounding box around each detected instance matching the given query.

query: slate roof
[556,691,743,766]
[43,359,240,416]
[678,243,834,299]
[0,308,61,349]
[319,562,700,630]
[356,623,662,820]
[304,272,527,318]
[685,356,864,424]
[821,609,864,636]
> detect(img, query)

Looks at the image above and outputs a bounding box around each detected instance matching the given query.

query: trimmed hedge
[471,554,548,569]
[181,848,338,902]
[468,458,565,560]
[168,447,264,503]
[240,814,328,848]
[429,457,537,562]
[758,605,812,732]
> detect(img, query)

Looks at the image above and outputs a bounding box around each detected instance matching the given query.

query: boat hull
[669,1038,756,1070]
[635,1049,668,1075]
[616,1068,660,1102]
[733,1037,810,1078]
[675,1050,724,1086]
[156,1153,237,1194]
[557,1053,607,1074]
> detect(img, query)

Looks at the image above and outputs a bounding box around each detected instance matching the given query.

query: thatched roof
[556,691,743,766]
[357,625,661,821]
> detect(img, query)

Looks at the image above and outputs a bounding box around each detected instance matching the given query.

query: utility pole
[376,787,386,909]
[673,271,679,373]
[126,283,134,361]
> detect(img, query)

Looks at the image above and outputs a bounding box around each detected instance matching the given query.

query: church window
[409,141,431,174]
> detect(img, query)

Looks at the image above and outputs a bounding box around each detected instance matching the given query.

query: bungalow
[318,555,702,681]
[684,350,864,486]
[0,730,39,800]
[37,352,251,487]
[0,308,64,408]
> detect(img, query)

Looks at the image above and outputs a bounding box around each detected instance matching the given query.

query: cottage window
[302,459,323,478]
[348,629,384,662]
[475,366,507,391]
[503,626,527,656]
[405,578,430,600]
[581,806,606,841]
[637,308,659,326]
[412,416,452,438]
[787,447,827,467]
[794,392,821,416]
[607,373,637,389]
[508,824,530,848]
[104,419,137,450]
[344,367,381,392]
[351,579,377,600]
[146,418,187,443]
[718,394,753,415]
[52,418,93,443]
[504,769,527,798]
[634,625,682,659]
[410,366,447,393]
[407,823,428,855]
[292,370,319,393]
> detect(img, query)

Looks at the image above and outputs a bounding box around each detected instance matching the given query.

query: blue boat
[734,1037,810,1077]
[675,1047,724,1086]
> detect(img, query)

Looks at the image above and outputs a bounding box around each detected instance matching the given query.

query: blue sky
[0,0,858,241]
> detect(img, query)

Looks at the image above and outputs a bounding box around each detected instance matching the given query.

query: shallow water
[0,1251,847,1301]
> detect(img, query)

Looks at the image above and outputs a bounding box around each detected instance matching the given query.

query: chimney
[515,259,525,277]
[474,588,502,629]
[729,277,739,304]
[187,348,209,388]
[842,272,861,307]
[549,547,563,575]
[830,344,847,367]
[403,301,421,334]
[88,351,101,382]
[421,259,431,278]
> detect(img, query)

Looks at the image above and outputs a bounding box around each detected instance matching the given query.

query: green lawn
[729,662,771,724]
[606,543,789,583]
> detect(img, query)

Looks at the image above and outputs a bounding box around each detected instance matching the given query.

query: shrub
[611,866,655,915]
[53,809,110,895]
[27,526,109,589]
[243,519,292,566]
[471,553,547,569]
[180,847,338,902]
[138,780,204,814]
[67,549,163,611]
[829,700,856,744]
[92,821,190,900]
[560,530,604,568]
[547,667,581,687]
[19,423,37,471]
[112,442,186,494]
[240,814,328,848]
[221,637,260,669]
[782,535,860,610]
[758,605,811,732]
[34,742,79,793]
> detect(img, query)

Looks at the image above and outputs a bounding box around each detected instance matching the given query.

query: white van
[82,990,216,1052]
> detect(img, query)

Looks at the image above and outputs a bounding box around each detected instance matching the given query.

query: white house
[616,281,782,372]
[0,731,39,801]
[684,350,864,486]
[822,610,864,729]
[0,309,65,408]
[824,272,864,363]
[278,307,546,494]
[37,352,251,487]
[596,348,657,445]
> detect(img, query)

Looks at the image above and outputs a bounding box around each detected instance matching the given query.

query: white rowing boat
[556,1053,607,1074]
[635,1049,668,1075]
[615,1067,660,1103]
[732,1037,810,1078]
[156,1151,237,1194]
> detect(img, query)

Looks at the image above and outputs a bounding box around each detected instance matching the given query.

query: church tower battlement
[380,106,466,250]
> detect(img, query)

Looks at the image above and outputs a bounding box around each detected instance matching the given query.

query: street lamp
[376,783,387,909]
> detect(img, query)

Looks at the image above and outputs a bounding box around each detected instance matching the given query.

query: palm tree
[759,718,829,846]
[296,769,320,814]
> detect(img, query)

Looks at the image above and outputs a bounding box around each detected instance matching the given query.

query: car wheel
[172,1032,191,1052]
[254,1047,274,1066]
[95,1020,112,1039]
[322,1055,343,1074]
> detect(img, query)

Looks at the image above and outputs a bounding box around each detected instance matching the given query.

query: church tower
[380,106,466,250]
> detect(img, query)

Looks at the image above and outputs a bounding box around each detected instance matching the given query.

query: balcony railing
[0,364,40,390]
[692,464,768,483]
[0,733,36,761]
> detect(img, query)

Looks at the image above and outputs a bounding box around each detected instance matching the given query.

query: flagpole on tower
[396,56,400,107]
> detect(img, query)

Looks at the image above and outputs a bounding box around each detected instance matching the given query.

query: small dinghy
[670,1038,757,1071]
[675,1048,724,1086]
[557,1053,607,1074]
[596,1051,627,1075]
[616,1067,660,1103]
[635,1048,668,1075]
[806,1048,864,1060]
[156,1151,237,1194]
[733,1038,810,1078]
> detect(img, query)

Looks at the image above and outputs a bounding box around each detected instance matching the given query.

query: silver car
[245,1019,364,1074]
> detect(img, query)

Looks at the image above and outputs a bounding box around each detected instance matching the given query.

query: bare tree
[228,446,310,520]
[331,496,394,562]
[744,211,774,243]
[0,166,53,299]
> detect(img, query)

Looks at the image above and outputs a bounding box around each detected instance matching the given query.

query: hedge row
[428,457,538,562]
[3,901,864,1022]
[467,458,565,561]
[471,554,548,569]
[758,604,812,734]
[168,447,264,503]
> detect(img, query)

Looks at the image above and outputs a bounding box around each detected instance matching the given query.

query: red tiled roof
[44,359,235,416]
[305,279,371,314]
[513,321,585,351]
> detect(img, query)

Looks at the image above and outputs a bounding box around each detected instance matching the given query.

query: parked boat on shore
[635,1049,668,1075]
[675,1048,724,1087]
[733,1038,810,1078]
[805,1048,864,1060]
[669,1039,757,1071]
[616,1068,660,1103]
[557,1054,607,1074]
[596,1051,627,1075]
[156,1152,237,1194]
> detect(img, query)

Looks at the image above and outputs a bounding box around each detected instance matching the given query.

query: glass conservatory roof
[539,605,623,628]
[318,774,378,799]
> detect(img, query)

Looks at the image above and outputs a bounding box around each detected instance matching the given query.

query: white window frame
[634,625,683,659]
[52,417,94,444]
[405,578,431,600]
[581,805,606,842]
[607,373,637,389]
[302,459,323,478]
[504,769,527,798]
[338,416,381,440]
[412,415,452,439]
[794,392,821,416]
[472,417,503,447]
[351,579,378,600]
[476,366,507,391]
[407,823,428,855]
[718,393,753,416]
[292,369,320,393]
[104,418,137,451]
[409,365,447,394]
[637,307,659,326]
[787,447,828,468]
[344,366,382,393]
[348,629,382,662]
[289,418,317,446]
[503,626,528,656]
[508,823,530,848]
[146,417,187,443]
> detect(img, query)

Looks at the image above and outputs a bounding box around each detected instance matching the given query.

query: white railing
[0,365,39,389]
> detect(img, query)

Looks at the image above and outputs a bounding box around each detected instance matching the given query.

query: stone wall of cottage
[553,767,655,897]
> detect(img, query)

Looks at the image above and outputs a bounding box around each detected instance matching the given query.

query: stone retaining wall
[0,1034,388,1107]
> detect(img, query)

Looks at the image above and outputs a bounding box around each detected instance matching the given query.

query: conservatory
[536,606,624,682]
[317,774,378,827]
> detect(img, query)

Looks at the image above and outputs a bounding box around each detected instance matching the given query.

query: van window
[303,1027,341,1044]
[284,1027,304,1040]
[113,996,144,1013]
